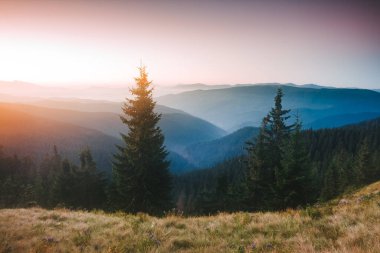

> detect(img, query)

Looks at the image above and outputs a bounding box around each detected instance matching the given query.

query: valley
[1,83,380,174]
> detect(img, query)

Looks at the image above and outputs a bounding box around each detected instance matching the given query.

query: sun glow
[0,38,135,85]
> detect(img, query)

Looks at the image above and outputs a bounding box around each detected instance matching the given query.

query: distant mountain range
[157,85,380,131]
[0,81,336,102]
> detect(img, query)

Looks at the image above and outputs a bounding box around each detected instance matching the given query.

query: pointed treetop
[274,87,284,109]
[135,64,148,82]
[130,65,153,97]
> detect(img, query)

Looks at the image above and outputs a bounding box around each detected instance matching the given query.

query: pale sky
[0,0,379,88]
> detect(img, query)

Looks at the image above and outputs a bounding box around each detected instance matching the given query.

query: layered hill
[0,105,120,172]
[0,102,225,149]
[305,112,380,129]
[0,105,197,174]
[157,85,380,130]
[1,181,379,252]
[28,98,183,114]
[0,102,227,173]
[182,127,259,168]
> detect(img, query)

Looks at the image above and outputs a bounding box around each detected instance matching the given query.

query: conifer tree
[246,116,272,209]
[247,88,293,210]
[320,160,339,200]
[354,139,372,185]
[267,88,293,166]
[51,158,75,207]
[278,117,312,208]
[113,66,171,214]
[50,148,106,209]
[77,148,106,209]
[36,146,62,207]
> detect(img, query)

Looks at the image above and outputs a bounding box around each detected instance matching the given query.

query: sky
[0,0,379,88]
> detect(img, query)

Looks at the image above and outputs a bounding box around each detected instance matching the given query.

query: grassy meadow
[1,181,380,253]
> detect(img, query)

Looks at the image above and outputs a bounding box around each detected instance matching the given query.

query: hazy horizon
[2,79,379,91]
[1,0,380,89]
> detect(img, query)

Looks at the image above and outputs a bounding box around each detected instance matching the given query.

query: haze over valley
[1,82,380,174]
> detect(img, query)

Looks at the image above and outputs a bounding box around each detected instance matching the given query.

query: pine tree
[113,66,171,214]
[320,160,339,200]
[50,148,106,209]
[247,88,293,210]
[354,139,372,185]
[267,88,293,168]
[51,158,75,207]
[36,146,62,207]
[278,117,312,208]
[246,116,273,210]
[335,150,353,193]
[77,148,106,209]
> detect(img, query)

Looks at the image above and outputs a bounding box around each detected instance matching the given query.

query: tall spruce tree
[247,88,293,210]
[113,66,171,214]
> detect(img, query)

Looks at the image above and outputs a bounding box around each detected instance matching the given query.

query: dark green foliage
[76,149,107,208]
[304,118,380,200]
[319,150,355,201]
[1,86,380,214]
[320,157,340,201]
[0,145,106,209]
[52,148,107,209]
[36,145,63,207]
[172,157,250,214]
[246,88,303,210]
[112,66,172,214]
[172,93,380,214]
[277,119,312,208]
[246,117,274,209]
[354,140,373,184]
[0,147,36,207]
[51,159,75,206]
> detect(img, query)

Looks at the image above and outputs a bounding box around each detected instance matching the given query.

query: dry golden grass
[1,182,380,253]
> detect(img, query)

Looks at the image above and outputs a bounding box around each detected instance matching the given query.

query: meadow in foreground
[1,182,379,253]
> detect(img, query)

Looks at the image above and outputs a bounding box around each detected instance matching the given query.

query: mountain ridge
[157,85,380,130]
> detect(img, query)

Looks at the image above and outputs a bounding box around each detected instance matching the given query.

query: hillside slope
[1,181,379,252]
[305,112,380,129]
[0,105,198,174]
[0,105,120,172]
[182,126,259,167]
[0,103,225,151]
